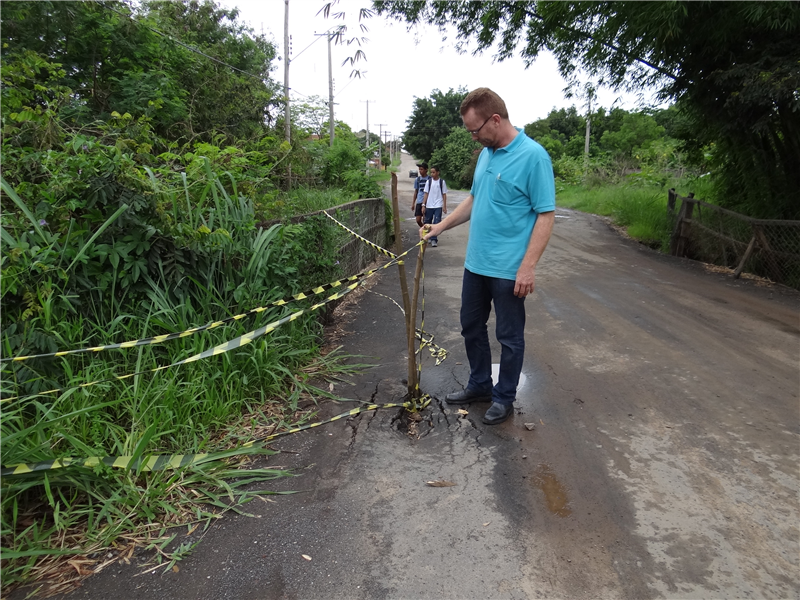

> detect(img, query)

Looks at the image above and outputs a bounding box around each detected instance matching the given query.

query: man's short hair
[430,166,440,172]
[460,88,509,120]
[417,162,428,169]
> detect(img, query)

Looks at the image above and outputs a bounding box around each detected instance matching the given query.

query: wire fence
[669,190,800,289]
[328,198,390,276]
[265,197,390,277]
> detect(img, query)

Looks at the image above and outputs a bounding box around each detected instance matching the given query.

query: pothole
[392,403,434,439]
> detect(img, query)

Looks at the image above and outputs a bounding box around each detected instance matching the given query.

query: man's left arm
[514,211,555,298]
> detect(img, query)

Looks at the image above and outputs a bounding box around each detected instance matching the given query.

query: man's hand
[514,211,554,298]
[420,222,442,241]
[513,266,536,298]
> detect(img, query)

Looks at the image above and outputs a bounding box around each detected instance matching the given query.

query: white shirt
[424,178,447,209]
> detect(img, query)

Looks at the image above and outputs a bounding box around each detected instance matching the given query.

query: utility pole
[361,100,371,149]
[583,84,595,179]
[328,32,334,146]
[584,95,591,161]
[312,30,337,146]
[283,0,290,144]
[375,124,386,169]
[383,130,392,167]
[360,100,372,174]
[283,0,292,191]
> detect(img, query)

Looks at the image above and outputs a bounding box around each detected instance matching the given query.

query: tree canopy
[402,87,469,162]
[2,0,279,143]
[375,1,800,218]
[430,126,481,189]
[1,0,383,326]
[524,105,673,176]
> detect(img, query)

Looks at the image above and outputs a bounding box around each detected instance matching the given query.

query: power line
[100,2,396,133]
[100,2,268,82]
[334,75,358,98]
[292,26,340,62]
[101,3,345,117]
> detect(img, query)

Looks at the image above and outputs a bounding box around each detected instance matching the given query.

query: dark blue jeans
[460,268,526,406]
[423,207,442,242]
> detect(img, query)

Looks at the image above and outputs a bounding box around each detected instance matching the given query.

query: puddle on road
[491,364,527,391]
[532,464,572,517]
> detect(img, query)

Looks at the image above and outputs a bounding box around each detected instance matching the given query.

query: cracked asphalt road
[70,153,799,599]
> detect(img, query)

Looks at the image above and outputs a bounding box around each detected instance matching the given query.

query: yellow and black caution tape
[324,216,446,375]
[364,287,448,365]
[323,211,397,259]
[1,248,417,364]
[416,330,448,365]
[2,242,427,404]
[0,397,431,476]
[2,214,416,366]
[365,288,405,314]
[1,280,362,403]
[1,280,357,363]
[2,211,441,476]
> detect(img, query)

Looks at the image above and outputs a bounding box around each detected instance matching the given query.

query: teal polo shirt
[465,129,556,280]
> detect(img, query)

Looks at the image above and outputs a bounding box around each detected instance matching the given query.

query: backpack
[425,178,444,194]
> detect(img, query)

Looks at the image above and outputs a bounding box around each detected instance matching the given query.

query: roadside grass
[557,182,674,250]
[0,304,369,594]
[0,174,378,595]
[371,167,393,183]
[262,187,362,221]
[258,181,389,222]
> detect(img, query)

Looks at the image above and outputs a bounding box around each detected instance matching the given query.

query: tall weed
[557,183,673,249]
[1,172,363,593]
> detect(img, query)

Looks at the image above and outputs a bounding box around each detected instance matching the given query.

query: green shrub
[429,127,481,189]
[0,176,357,592]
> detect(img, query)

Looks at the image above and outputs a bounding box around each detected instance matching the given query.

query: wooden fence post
[667,188,676,216]
[407,232,427,400]
[390,173,416,397]
[669,195,686,255]
[733,234,757,279]
[670,192,695,257]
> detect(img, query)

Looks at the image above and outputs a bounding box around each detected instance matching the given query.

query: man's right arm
[421,194,474,239]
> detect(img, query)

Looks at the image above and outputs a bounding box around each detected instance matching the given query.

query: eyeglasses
[465,114,495,135]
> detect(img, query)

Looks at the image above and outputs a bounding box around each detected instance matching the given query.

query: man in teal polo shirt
[422,87,555,425]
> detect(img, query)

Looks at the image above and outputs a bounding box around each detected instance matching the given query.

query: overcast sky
[221,0,660,140]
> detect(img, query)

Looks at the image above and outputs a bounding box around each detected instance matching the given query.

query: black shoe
[482,402,514,425]
[445,388,492,405]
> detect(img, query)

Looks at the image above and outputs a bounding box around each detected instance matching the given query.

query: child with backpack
[411,163,430,228]
[422,166,448,247]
